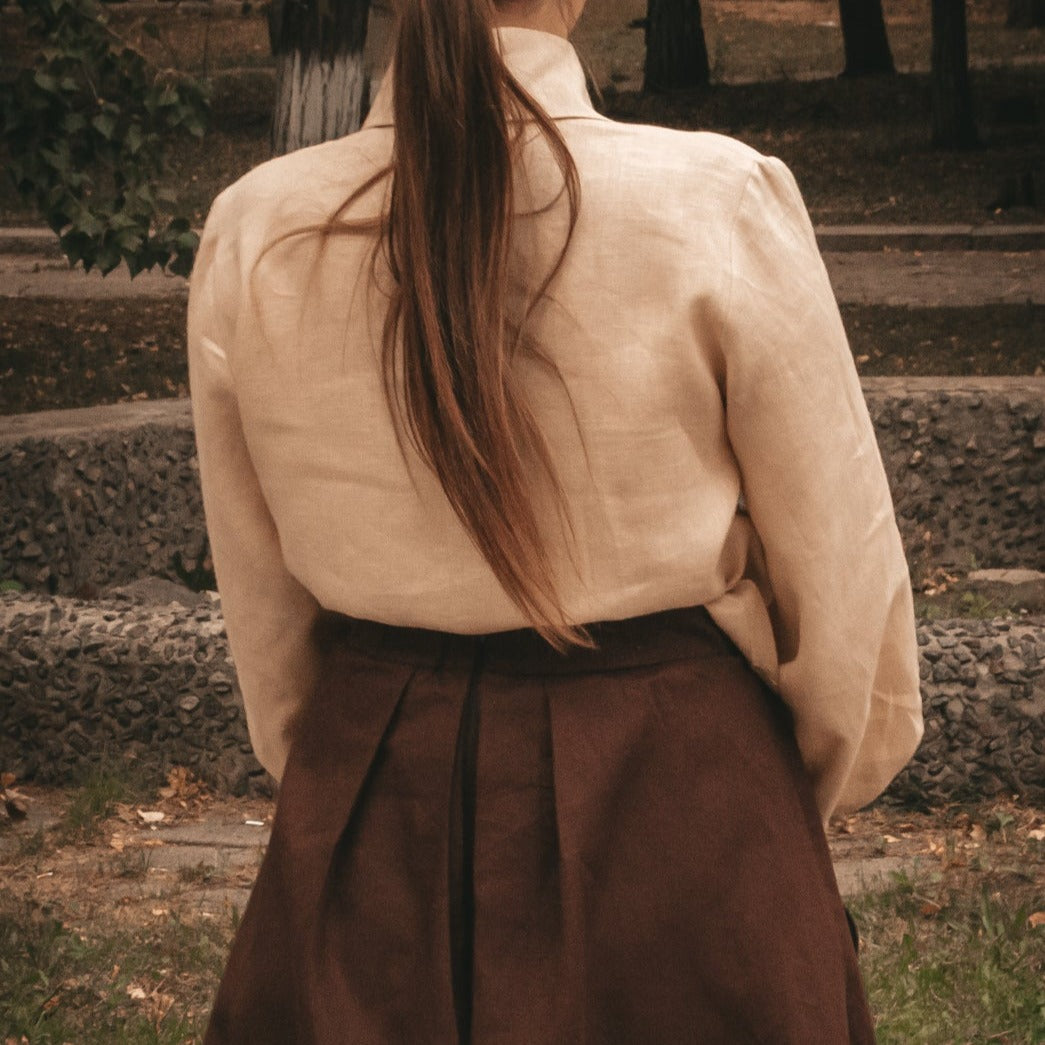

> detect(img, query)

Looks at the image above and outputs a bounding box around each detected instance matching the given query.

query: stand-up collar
[362,26,603,129]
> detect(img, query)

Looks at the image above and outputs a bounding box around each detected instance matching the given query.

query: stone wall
[0,588,262,796]
[888,618,1045,804]
[1,400,202,597]
[1,588,1042,805]
[863,378,1044,575]
[1,379,1043,806]
[1,378,1043,598]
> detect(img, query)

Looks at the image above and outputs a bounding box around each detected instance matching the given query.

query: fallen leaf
[1027,828,1045,841]
[1029,911,1045,928]
[137,809,165,824]
[920,900,943,917]
[0,774,29,821]
[126,984,147,1001]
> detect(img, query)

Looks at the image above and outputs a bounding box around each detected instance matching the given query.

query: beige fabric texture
[186,26,924,821]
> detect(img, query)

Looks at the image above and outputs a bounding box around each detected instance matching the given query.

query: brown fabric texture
[204,604,875,1044]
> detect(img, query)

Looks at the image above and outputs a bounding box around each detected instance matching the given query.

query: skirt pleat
[204,605,875,1045]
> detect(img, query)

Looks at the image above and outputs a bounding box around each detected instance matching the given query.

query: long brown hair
[386,0,589,652]
[256,0,593,652]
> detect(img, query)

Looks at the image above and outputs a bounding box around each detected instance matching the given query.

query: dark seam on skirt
[449,636,486,1045]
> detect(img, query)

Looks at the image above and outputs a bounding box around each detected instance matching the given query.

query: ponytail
[383,0,591,652]
[255,0,592,652]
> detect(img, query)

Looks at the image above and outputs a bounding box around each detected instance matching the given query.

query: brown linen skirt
[204,604,875,1045]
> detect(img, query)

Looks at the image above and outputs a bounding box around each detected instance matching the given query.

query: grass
[852,874,1045,1042]
[1,835,1042,1043]
[845,801,1045,1043]
[1,782,1042,1043]
[0,894,230,1044]
[914,590,1022,621]
[56,762,153,844]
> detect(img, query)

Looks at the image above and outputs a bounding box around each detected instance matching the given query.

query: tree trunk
[1007,0,1045,27]
[269,0,371,156]
[838,0,895,76]
[644,0,711,91]
[931,0,979,149]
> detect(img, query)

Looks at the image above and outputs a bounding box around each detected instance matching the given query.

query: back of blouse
[187,26,923,822]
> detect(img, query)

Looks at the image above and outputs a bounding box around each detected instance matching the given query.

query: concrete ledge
[1,588,1041,804]
[6,224,1045,258]
[2,380,1042,598]
[815,225,1045,253]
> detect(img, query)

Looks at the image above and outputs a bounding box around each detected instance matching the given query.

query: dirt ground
[3,297,1042,416]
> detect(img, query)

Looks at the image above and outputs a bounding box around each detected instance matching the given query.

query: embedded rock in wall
[886,617,1045,805]
[0,587,269,797]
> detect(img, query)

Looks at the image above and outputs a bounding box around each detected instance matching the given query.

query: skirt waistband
[312,603,742,676]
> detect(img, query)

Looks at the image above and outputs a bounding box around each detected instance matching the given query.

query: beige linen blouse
[187,26,923,821]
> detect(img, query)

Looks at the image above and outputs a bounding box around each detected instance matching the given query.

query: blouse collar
[362,26,603,129]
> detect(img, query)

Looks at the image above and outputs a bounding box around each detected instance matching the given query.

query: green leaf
[91,112,117,140]
[96,243,123,275]
[125,122,143,154]
[62,112,87,134]
[6,0,206,282]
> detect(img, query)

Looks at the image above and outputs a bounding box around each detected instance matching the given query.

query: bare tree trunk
[838,0,895,76]
[644,0,710,91]
[1007,0,1045,27]
[931,0,979,149]
[268,0,371,156]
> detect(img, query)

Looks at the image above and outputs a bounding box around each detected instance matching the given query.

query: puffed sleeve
[719,155,924,821]
[187,190,323,784]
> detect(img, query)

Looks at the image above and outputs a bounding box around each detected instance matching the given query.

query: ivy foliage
[0,0,211,277]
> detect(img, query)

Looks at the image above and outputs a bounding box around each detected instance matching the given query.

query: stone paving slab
[0,253,186,300]
[824,250,1045,307]
[155,821,272,849]
[2,246,1043,307]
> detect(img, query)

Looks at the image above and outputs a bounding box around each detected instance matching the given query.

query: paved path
[0,797,931,904]
[0,226,1043,307]
[826,250,1045,307]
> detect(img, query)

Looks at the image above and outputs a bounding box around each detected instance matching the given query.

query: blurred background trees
[838,0,895,76]
[643,0,710,90]
[268,0,370,155]
[931,0,980,148]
